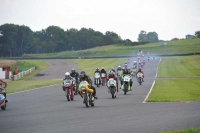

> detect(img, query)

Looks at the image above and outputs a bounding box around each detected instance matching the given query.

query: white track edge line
[143,58,162,103]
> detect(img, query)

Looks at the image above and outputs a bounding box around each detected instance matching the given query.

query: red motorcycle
[63,79,74,101]
[101,73,107,86]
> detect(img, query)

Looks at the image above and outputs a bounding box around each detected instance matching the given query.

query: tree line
[0,23,161,57]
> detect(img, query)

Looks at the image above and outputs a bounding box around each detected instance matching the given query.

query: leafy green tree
[138,30,147,42]
[0,24,18,57]
[147,32,159,42]
[195,31,200,38]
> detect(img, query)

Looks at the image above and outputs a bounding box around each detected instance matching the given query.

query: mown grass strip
[7,80,61,94]
[160,127,200,133]
[158,55,200,78]
[147,80,200,102]
[69,58,128,77]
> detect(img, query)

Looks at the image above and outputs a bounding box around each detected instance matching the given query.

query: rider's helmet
[111,67,114,71]
[108,70,114,77]
[96,68,99,71]
[138,68,142,72]
[118,66,121,70]
[80,71,86,78]
[124,63,128,69]
[102,67,104,70]
[65,72,70,79]
[71,68,76,73]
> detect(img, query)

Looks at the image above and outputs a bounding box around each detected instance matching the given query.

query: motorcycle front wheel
[67,90,70,101]
[83,94,89,107]
[1,103,6,110]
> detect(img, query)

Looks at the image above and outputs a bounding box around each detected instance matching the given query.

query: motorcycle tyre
[84,94,89,107]
[110,87,115,99]
[1,103,6,110]
[124,83,128,95]
[67,90,70,101]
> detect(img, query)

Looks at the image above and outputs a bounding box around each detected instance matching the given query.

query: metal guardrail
[13,67,35,81]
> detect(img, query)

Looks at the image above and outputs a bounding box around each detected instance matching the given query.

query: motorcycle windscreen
[79,81,94,93]
[64,80,72,87]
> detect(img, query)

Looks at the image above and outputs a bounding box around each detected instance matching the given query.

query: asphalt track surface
[1,58,200,133]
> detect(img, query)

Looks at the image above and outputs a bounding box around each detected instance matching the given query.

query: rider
[133,61,137,69]
[62,72,75,91]
[120,67,133,91]
[136,68,145,82]
[116,66,122,77]
[70,68,79,94]
[107,70,118,92]
[70,68,79,81]
[79,71,97,99]
[100,67,107,77]
[0,79,8,102]
[111,67,116,74]
[100,67,107,84]
[94,68,101,85]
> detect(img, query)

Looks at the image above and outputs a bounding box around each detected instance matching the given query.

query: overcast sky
[0,0,200,41]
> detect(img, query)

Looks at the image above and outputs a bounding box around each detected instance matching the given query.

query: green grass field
[147,80,200,102]
[24,38,200,58]
[158,55,200,78]
[148,55,200,102]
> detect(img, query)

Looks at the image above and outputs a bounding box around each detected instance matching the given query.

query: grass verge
[147,80,200,102]
[148,55,200,102]
[160,127,200,133]
[158,55,200,78]
[7,80,62,94]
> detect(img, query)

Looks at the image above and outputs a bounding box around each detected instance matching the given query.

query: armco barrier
[13,67,35,81]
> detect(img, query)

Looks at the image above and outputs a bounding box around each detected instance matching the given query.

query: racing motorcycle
[79,81,95,107]
[63,79,74,101]
[121,74,131,95]
[0,88,6,110]
[72,78,79,95]
[137,72,143,85]
[107,78,117,98]
[148,57,150,61]
[101,73,107,86]
[94,72,101,87]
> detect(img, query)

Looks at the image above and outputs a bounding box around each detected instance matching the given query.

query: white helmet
[65,72,70,77]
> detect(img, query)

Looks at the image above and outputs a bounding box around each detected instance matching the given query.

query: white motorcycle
[0,88,6,110]
[107,78,117,98]
[137,72,143,85]
[94,73,101,87]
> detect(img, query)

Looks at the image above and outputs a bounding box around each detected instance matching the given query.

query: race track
[0,57,200,133]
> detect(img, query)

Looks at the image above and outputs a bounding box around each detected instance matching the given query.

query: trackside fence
[13,67,35,81]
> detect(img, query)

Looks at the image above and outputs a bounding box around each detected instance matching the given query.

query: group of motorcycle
[62,57,146,107]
